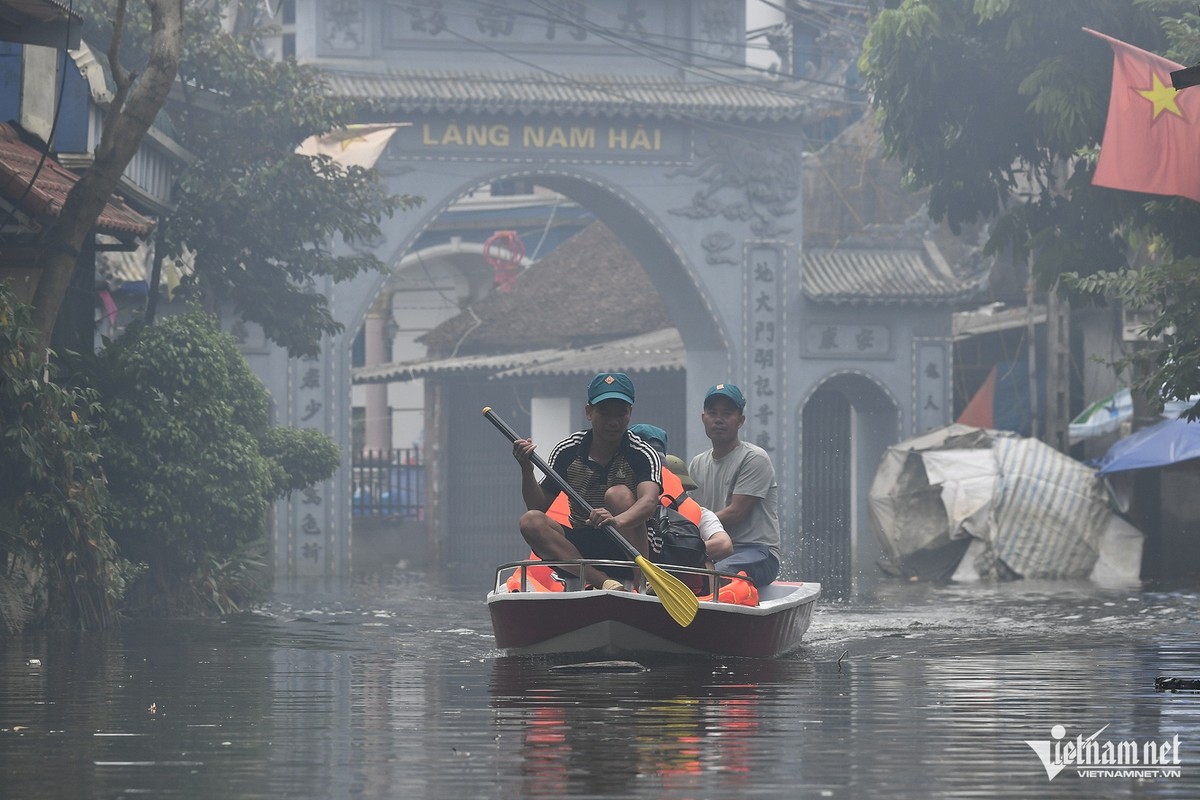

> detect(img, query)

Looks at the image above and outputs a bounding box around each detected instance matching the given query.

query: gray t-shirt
[689,441,780,560]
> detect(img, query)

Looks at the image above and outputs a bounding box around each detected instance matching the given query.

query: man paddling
[510,372,662,590]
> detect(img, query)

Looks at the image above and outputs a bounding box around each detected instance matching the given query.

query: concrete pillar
[363,308,390,455]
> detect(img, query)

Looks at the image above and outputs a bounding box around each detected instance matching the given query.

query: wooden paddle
[483,406,698,627]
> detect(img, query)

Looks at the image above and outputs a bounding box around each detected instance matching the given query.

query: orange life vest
[505,553,564,592]
[545,467,700,527]
[695,571,759,606]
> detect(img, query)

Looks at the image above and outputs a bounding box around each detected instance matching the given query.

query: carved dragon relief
[667,132,800,265]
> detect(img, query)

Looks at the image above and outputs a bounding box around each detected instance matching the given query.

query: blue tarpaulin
[1096,417,1200,475]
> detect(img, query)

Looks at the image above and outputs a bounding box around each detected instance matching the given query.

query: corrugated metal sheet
[953,303,1047,340]
[323,70,828,121]
[803,241,981,304]
[354,327,683,385]
[96,238,193,286]
[989,437,1108,579]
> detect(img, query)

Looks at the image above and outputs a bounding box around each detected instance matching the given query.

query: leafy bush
[0,282,126,631]
[260,427,341,498]
[89,311,338,614]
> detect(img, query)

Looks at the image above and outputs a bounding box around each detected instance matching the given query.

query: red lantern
[483,230,525,293]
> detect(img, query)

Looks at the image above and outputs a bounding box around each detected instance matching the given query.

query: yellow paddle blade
[635,555,699,627]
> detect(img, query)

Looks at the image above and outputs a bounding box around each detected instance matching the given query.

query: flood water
[1,575,1198,799]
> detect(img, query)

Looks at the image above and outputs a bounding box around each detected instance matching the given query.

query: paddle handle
[482,406,637,559]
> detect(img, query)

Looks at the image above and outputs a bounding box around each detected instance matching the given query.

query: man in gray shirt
[688,383,781,587]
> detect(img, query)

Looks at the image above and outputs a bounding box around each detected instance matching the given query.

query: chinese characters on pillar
[746,247,783,453]
[296,353,324,564]
[915,342,948,433]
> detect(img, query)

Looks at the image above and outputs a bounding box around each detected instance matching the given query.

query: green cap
[704,382,746,411]
[588,372,635,405]
[629,423,667,452]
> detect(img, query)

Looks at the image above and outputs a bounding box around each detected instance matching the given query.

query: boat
[487,558,821,658]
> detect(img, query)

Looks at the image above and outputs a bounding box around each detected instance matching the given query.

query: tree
[28,0,183,354]
[859,0,1200,416]
[84,0,418,358]
[0,283,130,631]
[87,312,341,614]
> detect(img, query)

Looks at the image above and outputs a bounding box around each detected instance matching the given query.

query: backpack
[647,494,707,569]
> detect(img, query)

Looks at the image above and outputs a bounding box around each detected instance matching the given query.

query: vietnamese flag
[1087,28,1200,203]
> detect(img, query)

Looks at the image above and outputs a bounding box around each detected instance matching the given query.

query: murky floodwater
[1,576,1198,799]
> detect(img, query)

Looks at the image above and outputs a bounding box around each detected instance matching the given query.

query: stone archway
[262,132,803,579]
[798,370,902,596]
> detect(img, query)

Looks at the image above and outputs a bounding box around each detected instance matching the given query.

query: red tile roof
[418,220,670,355]
[0,123,154,239]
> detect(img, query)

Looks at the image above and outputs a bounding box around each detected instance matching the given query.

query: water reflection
[0,579,1197,798]
[489,657,819,797]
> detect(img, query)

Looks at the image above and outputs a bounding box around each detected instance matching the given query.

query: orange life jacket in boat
[505,554,564,592]
[696,571,759,606]
[545,467,701,527]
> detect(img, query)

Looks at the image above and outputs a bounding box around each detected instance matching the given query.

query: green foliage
[1065,261,1200,418]
[860,0,1157,244]
[87,312,338,614]
[861,0,1200,413]
[260,427,342,498]
[0,282,128,631]
[80,0,420,358]
[91,313,275,570]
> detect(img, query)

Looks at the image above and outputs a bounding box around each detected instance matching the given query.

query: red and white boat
[487,558,821,658]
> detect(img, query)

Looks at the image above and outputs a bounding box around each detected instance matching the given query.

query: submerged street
[2,576,1197,799]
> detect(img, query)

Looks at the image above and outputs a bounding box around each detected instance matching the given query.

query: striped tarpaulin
[989,438,1108,579]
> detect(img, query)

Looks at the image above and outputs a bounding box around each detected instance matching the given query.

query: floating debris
[1155,676,1200,693]
[550,660,647,674]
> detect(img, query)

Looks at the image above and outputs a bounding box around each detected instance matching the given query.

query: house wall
[293,0,741,75]
[439,370,687,584]
[792,302,921,593]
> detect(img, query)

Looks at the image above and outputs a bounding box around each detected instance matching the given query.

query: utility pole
[1026,257,1039,441]
[1045,280,1070,451]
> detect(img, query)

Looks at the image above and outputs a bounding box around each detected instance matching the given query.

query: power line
[376,3,865,153]
[394,0,867,94]
[527,0,863,100]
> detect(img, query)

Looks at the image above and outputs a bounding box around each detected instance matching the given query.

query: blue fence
[352,448,423,519]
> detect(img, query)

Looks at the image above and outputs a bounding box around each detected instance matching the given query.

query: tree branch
[29,0,184,354]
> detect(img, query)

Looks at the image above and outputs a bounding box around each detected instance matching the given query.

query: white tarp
[868,424,1143,583]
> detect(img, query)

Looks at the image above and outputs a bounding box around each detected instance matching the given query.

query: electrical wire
[527,0,862,102]
[388,8,865,154]
[438,0,869,94]
[527,192,560,261]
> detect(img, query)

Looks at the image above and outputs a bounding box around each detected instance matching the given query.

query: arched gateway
[245,1,969,589]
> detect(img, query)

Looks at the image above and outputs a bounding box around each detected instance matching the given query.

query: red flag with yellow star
[1087,28,1200,203]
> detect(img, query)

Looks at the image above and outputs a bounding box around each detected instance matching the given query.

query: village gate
[238,0,951,584]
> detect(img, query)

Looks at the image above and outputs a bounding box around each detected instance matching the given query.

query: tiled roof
[323,70,830,121]
[418,220,668,355]
[0,124,154,239]
[802,240,983,304]
[1,0,78,19]
[0,0,81,48]
[354,327,683,385]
